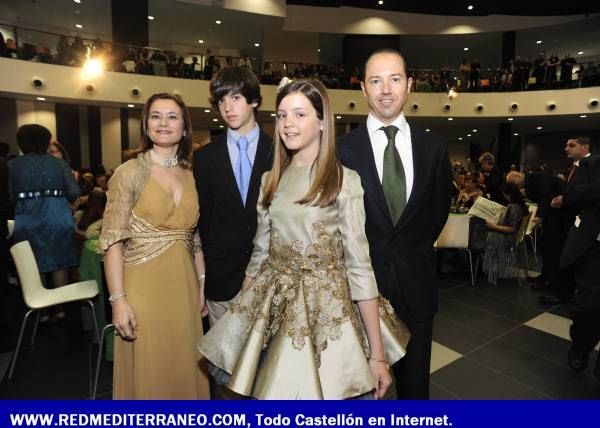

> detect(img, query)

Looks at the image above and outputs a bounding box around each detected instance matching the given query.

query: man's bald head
[506,171,525,188]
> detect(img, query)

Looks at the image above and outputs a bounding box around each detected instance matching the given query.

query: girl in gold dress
[198,80,409,399]
[100,93,209,399]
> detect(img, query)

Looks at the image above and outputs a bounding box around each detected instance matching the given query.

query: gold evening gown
[112,174,210,399]
[198,165,410,399]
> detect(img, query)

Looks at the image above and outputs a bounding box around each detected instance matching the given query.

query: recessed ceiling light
[148,16,154,20]
[378,0,384,5]
[467,134,472,137]
[536,40,542,44]
[215,20,222,24]
[463,47,469,51]
[198,40,204,44]
[74,0,81,4]
[537,126,543,130]
[472,129,477,132]
[270,113,276,117]
[317,49,321,52]
[219,125,224,128]
[425,129,431,132]
[204,109,210,113]
[458,137,463,140]
[448,118,453,121]
[75,24,83,29]
[508,118,514,121]
[514,133,519,136]
[467,5,474,10]
[336,115,342,119]
[254,42,260,47]
[580,115,587,118]
[577,51,584,55]
[127,104,134,108]
[212,118,218,122]
[36,97,46,101]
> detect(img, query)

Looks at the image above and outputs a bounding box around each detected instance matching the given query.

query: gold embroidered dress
[198,165,409,399]
[100,152,209,399]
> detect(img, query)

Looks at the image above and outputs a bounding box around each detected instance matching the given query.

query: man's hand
[551,195,564,208]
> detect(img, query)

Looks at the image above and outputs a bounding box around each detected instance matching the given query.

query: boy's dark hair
[209,66,262,114]
[16,124,51,154]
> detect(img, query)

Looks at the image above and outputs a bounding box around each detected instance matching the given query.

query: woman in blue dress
[8,124,80,319]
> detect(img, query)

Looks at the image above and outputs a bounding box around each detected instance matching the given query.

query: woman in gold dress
[100,93,209,399]
[198,80,409,399]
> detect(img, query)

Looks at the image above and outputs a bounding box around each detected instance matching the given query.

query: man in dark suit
[338,49,453,399]
[479,152,507,205]
[558,155,600,381]
[193,66,272,327]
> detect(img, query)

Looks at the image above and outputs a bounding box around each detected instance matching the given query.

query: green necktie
[382,125,406,224]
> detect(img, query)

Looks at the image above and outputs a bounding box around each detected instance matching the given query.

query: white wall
[100,107,122,171]
[15,100,57,140]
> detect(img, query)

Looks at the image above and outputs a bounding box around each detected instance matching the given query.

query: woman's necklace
[150,149,178,168]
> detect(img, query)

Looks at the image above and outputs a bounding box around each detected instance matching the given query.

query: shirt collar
[574,152,591,167]
[366,113,410,139]
[227,123,259,146]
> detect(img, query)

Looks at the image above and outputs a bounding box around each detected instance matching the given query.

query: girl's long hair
[261,79,342,208]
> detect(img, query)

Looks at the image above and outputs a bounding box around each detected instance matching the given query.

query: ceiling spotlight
[215,20,222,24]
[336,116,342,119]
[463,47,469,51]
[75,24,83,29]
[219,125,224,128]
[81,58,104,79]
[467,134,472,137]
[317,49,321,52]
[254,42,260,47]
[378,0,384,4]
[74,0,81,3]
[472,129,478,132]
[198,40,204,44]
[467,5,474,10]
[458,137,463,141]
[204,109,210,113]
[425,129,431,132]
[212,118,218,122]
[580,115,587,118]
[36,97,46,101]
[127,104,134,108]
[536,40,542,44]
[537,126,543,130]
[508,118,514,121]
[514,133,519,136]
[448,118,453,121]
[148,16,154,20]
[577,51,584,55]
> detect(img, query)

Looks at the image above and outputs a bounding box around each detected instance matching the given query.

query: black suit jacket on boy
[338,124,453,322]
[560,156,600,268]
[193,130,273,301]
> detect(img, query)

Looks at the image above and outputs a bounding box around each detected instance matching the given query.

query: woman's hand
[369,358,392,399]
[241,275,255,292]
[198,279,208,317]
[112,300,138,341]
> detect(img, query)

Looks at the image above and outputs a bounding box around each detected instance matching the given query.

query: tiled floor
[1,269,599,399]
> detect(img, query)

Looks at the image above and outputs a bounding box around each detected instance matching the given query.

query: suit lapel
[213,134,244,209]
[350,125,393,227]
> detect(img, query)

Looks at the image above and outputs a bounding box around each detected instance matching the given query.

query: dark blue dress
[8,154,80,273]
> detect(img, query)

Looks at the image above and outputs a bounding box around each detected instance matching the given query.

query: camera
[590,99,599,108]
[443,104,451,111]
[85,83,96,93]
[131,87,141,97]
[411,103,419,111]
[348,101,356,109]
[510,102,519,111]
[32,77,44,88]
[476,104,484,112]
[547,102,556,111]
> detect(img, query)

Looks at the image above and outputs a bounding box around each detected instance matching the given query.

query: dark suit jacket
[338,124,453,322]
[193,130,273,301]
[524,171,565,219]
[560,156,600,268]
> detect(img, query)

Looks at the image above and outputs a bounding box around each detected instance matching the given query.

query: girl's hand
[369,358,392,399]
[112,300,138,341]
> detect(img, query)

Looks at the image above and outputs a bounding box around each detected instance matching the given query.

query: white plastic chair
[8,241,100,379]
[7,220,14,239]
[435,214,477,285]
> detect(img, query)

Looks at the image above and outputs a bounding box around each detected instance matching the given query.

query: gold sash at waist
[123,212,194,267]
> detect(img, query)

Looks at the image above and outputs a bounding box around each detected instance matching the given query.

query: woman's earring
[183,130,187,137]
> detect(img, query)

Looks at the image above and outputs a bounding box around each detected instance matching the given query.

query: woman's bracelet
[108,293,126,303]
[368,356,389,370]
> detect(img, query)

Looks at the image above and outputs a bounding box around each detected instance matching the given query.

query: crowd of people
[1,46,599,400]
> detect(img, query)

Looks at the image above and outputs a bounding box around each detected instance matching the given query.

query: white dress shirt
[366,113,414,202]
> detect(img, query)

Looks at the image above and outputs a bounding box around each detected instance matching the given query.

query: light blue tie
[236,136,252,205]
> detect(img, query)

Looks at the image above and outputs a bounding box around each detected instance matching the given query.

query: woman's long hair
[261,79,342,208]
[140,93,192,169]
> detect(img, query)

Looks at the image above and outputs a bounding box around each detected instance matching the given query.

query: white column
[100,107,122,171]
[16,99,57,140]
